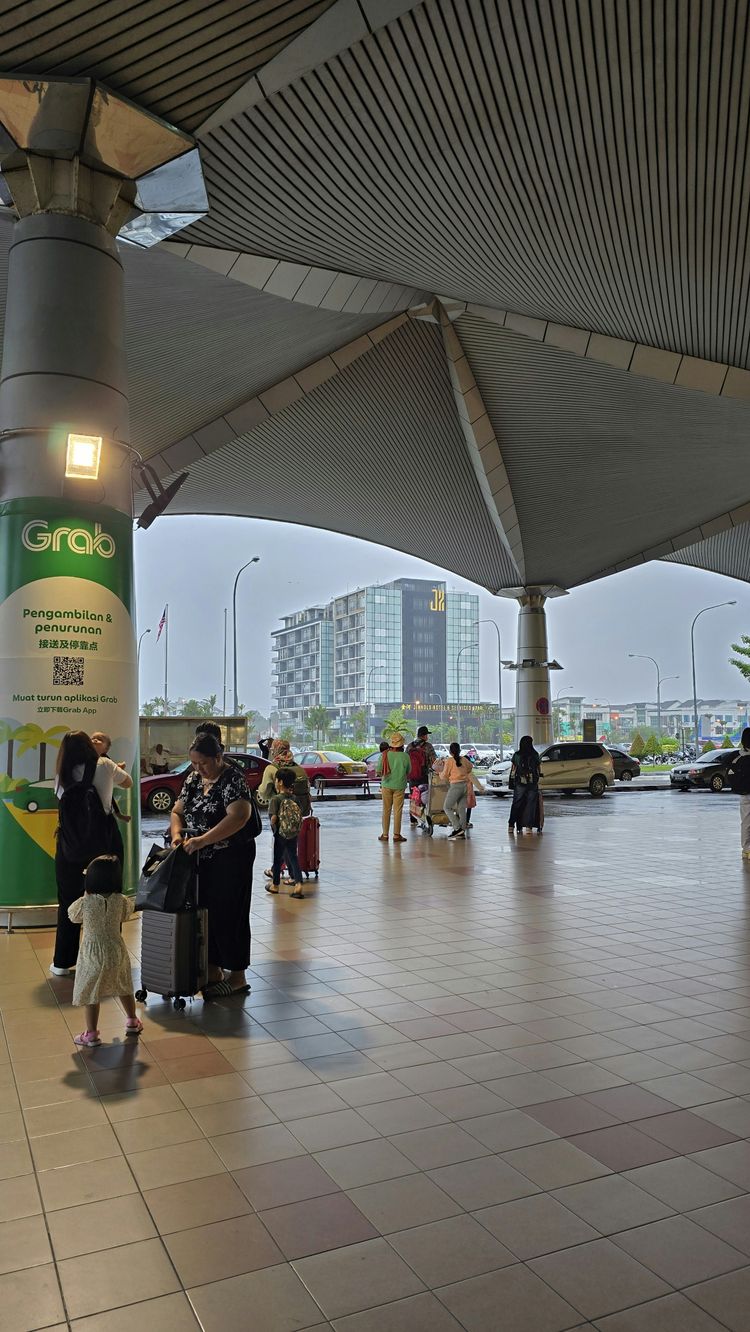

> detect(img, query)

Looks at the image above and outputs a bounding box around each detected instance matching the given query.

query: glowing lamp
[65,433,102,479]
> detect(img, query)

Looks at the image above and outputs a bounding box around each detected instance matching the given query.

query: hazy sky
[134,516,750,715]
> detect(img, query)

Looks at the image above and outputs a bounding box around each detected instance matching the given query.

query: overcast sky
[134,516,750,715]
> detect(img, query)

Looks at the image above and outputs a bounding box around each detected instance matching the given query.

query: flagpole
[163,603,169,715]
[222,608,227,714]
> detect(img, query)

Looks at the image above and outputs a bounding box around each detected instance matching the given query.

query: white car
[486,742,615,798]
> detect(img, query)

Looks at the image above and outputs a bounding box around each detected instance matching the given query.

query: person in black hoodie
[729,728,750,858]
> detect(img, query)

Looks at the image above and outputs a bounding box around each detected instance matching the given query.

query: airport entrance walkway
[1,791,749,1331]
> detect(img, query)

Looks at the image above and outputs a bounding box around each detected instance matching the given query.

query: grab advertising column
[0,500,138,906]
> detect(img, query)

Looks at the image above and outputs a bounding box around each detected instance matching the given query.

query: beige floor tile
[328,1072,413,1107]
[436,1262,581,1332]
[48,1193,158,1259]
[70,1291,202,1331]
[127,1138,224,1189]
[40,1155,137,1212]
[18,1072,95,1108]
[210,1122,307,1169]
[462,1107,559,1151]
[101,1085,184,1122]
[331,1290,464,1330]
[242,1060,323,1093]
[593,1291,731,1329]
[114,1108,204,1153]
[172,1071,257,1106]
[0,1263,65,1332]
[348,1173,462,1232]
[358,1096,448,1135]
[389,1062,470,1093]
[261,1083,349,1120]
[423,1083,511,1120]
[188,1094,277,1136]
[389,1123,490,1170]
[188,1263,323,1332]
[684,1266,750,1331]
[314,1138,417,1189]
[475,1193,598,1258]
[688,1195,750,1256]
[503,1139,611,1189]
[389,1213,515,1285]
[623,1158,743,1211]
[612,1214,748,1287]
[288,1109,381,1152]
[59,1236,180,1319]
[164,1212,283,1284]
[691,1098,750,1137]
[529,1238,671,1319]
[144,1172,252,1235]
[0,1171,42,1222]
[552,1175,674,1234]
[0,1110,24,1145]
[292,1236,424,1318]
[429,1155,540,1209]
[0,1138,32,1180]
[24,1096,107,1137]
[32,1122,121,1171]
[0,1212,52,1274]
[484,1072,577,1106]
[690,1141,750,1191]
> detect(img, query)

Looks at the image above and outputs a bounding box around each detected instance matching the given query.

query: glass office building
[272,579,479,729]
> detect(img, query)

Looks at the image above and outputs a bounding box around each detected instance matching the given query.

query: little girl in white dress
[68,855,143,1048]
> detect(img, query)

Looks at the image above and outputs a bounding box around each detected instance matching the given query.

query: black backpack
[57,758,114,862]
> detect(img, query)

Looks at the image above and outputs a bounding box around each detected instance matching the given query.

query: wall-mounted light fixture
[65,433,102,479]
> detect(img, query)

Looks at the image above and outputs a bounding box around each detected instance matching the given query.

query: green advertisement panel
[0,498,139,907]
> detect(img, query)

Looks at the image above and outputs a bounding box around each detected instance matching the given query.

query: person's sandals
[203,979,251,999]
[393,835,407,842]
[378,835,389,842]
[290,885,305,899]
[125,1018,143,1036]
[74,1030,101,1047]
[265,883,280,893]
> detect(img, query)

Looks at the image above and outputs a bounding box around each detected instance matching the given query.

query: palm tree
[14,723,68,780]
[306,706,330,746]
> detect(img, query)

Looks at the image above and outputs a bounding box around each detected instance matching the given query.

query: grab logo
[22,520,116,559]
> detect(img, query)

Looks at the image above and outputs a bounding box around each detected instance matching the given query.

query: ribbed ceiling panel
[664,525,750,582]
[190,0,750,366]
[167,319,519,591]
[121,245,386,457]
[455,312,750,589]
[0,0,335,130]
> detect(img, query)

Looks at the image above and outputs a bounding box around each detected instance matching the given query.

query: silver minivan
[487,742,614,797]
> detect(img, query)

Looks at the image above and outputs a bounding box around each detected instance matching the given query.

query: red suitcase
[297,815,320,879]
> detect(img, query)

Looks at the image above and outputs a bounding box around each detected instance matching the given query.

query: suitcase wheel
[161,994,171,1001]
[135,989,147,1002]
[314,871,319,878]
[173,997,186,1011]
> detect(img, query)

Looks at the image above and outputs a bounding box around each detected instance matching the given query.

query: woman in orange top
[438,742,473,838]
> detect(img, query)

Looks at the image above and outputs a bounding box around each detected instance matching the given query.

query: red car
[140,752,269,814]
[293,749,369,793]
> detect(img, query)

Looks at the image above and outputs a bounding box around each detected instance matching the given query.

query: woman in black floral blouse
[170,733,253,998]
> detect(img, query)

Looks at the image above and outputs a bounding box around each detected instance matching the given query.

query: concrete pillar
[0,212,139,909]
[0,76,205,914]
[514,594,553,747]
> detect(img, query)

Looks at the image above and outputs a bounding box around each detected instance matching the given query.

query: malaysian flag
[156,605,168,642]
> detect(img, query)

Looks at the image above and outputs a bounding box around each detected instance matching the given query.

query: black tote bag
[136,843,196,912]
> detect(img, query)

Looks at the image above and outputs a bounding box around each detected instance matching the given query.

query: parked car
[140,752,269,814]
[364,750,382,780]
[605,747,641,781]
[294,750,368,791]
[669,748,738,792]
[486,742,615,797]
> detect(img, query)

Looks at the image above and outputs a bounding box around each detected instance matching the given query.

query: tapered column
[514,594,553,746]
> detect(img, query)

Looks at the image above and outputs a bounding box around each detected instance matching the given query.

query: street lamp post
[367,664,385,739]
[430,692,444,741]
[628,653,668,735]
[456,643,478,744]
[474,620,504,759]
[137,627,151,666]
[232,557,260,715]
[691,601,737,756]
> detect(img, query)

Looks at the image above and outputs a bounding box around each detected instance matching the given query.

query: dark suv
[605,747,641,782]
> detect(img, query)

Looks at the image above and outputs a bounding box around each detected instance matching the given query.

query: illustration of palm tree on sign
[0,721,20,779]
[14,724,69,780]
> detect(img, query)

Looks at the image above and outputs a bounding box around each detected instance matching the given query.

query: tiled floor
[2,790,750,1331]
